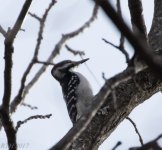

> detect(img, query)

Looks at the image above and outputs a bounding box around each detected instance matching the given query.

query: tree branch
[128,0,148,67]
[0,0,33,149]
[28,12,41,22]
[126,117,144,146]
[128,0,148,41]
[65,45,85,56]
[129,134,162,149]
[117,0,129,63]
[10,0,56,113]
[16,114,52,132]
[112,141,122,150]
[149,0,162,53]
[21,103,38,110]
[102,38,129,63]
[35,60,55,66]
[0,25,7,37]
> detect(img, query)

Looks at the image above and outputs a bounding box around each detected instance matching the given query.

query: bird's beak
[73,58,89,66]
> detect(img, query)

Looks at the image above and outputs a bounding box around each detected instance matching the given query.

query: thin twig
[126,117,144,146]
[20,28,25,32]
[28,12,41,22]
[16,114,52,132]
[65,45,85,56]
[112,141,122,150]
[21,103,38,110]
[12,3,99,111]
[154,134,162,142]
[65,44,101,86]
[10,0,56,113]
[102,72,107,81]
[102,38,129,63]
[36,60,55,66]
[0,25,7,37]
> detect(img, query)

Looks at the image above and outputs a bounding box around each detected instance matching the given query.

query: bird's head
[51,58,89,81]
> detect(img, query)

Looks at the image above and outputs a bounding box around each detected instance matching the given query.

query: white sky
[0,0,162,150]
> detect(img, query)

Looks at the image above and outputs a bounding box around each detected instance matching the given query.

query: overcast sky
[0,0,161,150]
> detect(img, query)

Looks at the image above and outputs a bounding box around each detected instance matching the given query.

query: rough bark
[149,0,162,52]
[70,0,162,149]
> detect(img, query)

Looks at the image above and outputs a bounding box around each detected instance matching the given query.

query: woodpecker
[51,58,93,124]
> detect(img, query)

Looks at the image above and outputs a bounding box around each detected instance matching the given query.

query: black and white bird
[51,58,93,124]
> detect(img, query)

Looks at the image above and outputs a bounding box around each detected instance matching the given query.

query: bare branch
[154,134,162,142]
[112,89,117,109]
[21,103,38,110]
[1,1,33,149]
[62,3,98,39]
[116,0,129,63]
[102,72,107,81]
[128,0,148,41]
[126,117,144,146]
[10,0,56,113]
[20,28,25,32]
[0,107,16,150]
[102,38,129,63]
[3,0,32,114]
[14,3,99,111]
[112,141,122,150]
[129,134,162,149]
[128,0,148,67]
[149,0,162,53]
[36,60,55,66]
[65,45,85,56]
[7,0,33,44]
[28,12,41,21]
[0,25,7,37]
[16,114,52,132]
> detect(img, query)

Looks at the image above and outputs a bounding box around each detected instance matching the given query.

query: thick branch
[128,0,148,67]
[71,68,162,150]
[149,0,162,52]
[117,0,130,63]
[0,107,16,150]
[128,0,147,41]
